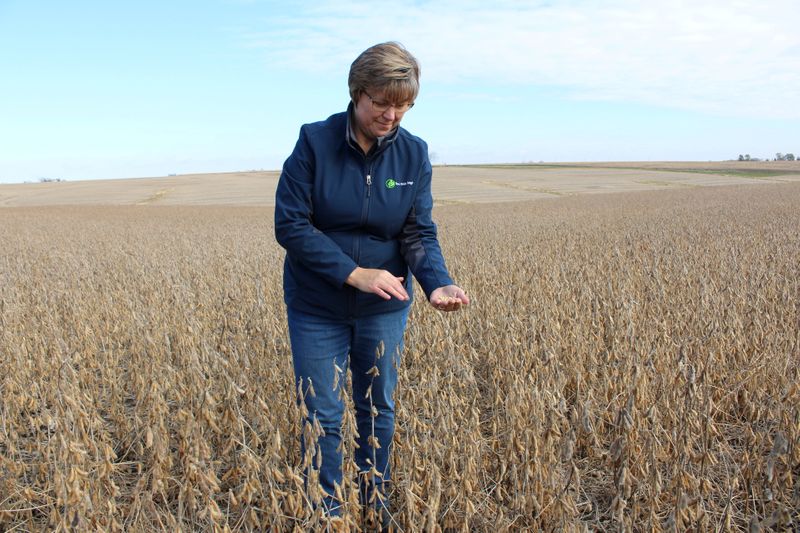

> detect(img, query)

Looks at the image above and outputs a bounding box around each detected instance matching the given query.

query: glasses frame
[363,90,415,114]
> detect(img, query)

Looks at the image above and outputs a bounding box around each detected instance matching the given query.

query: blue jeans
[287,306,409,514]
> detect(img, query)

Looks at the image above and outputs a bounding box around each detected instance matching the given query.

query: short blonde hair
[348,42,420,105]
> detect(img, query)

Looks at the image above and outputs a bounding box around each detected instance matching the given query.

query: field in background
[1,181,798,531]
[2,161,800,207]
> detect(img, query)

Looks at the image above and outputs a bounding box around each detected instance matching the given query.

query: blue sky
[1,0,798,183]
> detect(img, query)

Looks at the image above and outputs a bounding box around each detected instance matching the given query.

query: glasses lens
[366,91,413,113]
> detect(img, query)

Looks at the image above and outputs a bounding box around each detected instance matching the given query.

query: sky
[1,0,799,183]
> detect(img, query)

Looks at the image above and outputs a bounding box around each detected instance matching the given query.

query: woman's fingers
[375,279,407,300]
[435,296,461,311]
[454,288,470,305]
[430,285,469,311]
[347,267,408,300]
[383,275,408,300]
[372,272,406,300]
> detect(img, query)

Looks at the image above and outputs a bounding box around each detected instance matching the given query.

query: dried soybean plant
[1,183,798,531]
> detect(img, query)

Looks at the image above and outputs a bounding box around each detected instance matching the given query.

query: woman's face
[353,88,410,144]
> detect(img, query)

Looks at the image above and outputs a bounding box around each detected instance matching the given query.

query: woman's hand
[430,285,469,312]
[346,267,409,301]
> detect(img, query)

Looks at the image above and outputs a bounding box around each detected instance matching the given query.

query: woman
[274,42,469,522]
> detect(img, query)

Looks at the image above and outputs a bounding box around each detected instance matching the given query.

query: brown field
[1,160,799,207]
[1,167,798,531]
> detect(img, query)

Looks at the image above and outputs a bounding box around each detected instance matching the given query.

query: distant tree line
[737,153,796,161]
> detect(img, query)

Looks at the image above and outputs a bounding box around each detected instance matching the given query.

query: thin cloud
[243,0,800,118]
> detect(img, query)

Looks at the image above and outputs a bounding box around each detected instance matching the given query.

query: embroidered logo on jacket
[385,178,413,189]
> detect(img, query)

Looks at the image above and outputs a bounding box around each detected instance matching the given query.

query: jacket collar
[345,101,399,157]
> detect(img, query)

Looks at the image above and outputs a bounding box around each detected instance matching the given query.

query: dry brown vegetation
[1,183,798,531]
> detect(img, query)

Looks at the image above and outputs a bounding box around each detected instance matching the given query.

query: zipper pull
[366,174,372,197]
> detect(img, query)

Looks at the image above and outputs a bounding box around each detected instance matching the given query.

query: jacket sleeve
[274,125,358,287]
[399,155,454,298]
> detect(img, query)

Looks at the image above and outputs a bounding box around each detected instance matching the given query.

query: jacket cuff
[332,259,359,288]
[419,273,455,300]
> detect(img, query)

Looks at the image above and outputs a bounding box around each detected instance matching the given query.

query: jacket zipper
[360,160,374,225]
[351,163,375,317]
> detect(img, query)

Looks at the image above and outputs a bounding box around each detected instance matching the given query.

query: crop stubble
[0,183,798,531]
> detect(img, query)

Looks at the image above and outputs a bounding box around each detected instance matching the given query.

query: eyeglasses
[363,90,414,113]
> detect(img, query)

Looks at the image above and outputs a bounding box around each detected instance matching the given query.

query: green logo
[385,178,396,189]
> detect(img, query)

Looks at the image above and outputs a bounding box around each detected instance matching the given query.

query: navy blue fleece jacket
[274,104,454,319]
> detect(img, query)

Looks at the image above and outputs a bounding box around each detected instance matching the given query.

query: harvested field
[1,181,798,531]
[2,161,799,207]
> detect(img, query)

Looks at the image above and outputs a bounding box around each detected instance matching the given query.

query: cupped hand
[346,267,409,301]
[429,285,469,312]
